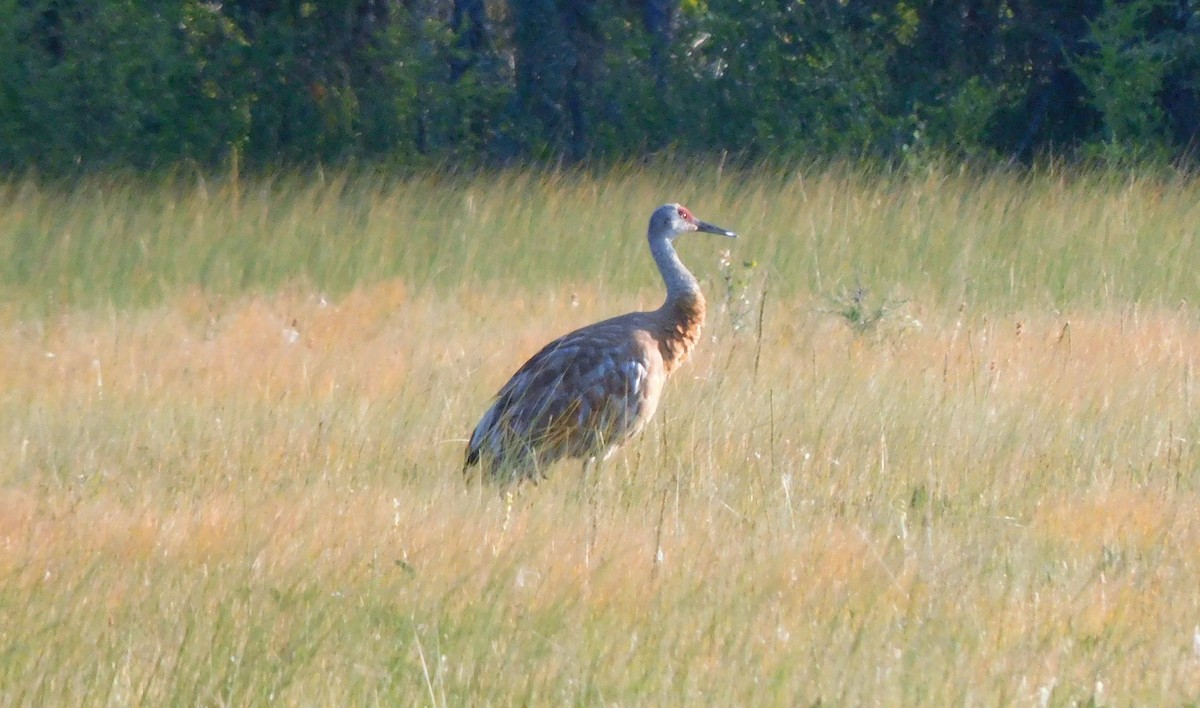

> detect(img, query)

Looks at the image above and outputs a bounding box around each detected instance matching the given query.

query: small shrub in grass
[821,279,919,339]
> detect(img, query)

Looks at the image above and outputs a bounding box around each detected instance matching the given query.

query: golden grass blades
[2,165,1200,703]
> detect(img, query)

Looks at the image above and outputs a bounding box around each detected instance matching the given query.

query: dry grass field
[1,165,1199,704]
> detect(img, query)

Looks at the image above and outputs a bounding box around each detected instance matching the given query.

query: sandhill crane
[464,203,737,488]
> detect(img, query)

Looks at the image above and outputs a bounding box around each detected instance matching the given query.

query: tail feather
[463,443,480,474]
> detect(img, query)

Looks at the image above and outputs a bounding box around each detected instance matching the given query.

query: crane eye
[677,206,692,221]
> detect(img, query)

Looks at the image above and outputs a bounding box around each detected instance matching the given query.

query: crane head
[652,203,737,241]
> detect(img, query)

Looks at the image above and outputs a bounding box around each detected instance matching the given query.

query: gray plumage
[465,203,736,487]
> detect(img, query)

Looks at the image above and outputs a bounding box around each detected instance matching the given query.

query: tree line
[2,0,1198,173]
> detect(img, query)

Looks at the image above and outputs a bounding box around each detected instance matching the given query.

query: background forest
[2,0,1200,172]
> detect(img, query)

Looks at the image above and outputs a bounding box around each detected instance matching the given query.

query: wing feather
[465,317,664,482]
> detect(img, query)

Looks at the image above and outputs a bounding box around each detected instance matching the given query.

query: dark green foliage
[1,0,1199,172]
[1070,0,1193,162]
[0,0,254,168]
[675,0,906,159]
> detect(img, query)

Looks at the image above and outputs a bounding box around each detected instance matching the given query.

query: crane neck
[649,233,705,373]
[650,235,702,306]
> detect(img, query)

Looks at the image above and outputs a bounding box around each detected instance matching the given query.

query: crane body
[465,204,736,487]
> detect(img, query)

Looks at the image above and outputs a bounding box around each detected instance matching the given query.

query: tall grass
[1,164,1199,704]
[3,164,1200,312]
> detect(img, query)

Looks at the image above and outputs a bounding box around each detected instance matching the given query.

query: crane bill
[696,220,737,238]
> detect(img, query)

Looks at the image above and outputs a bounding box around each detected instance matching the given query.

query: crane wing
[465,321,663,480]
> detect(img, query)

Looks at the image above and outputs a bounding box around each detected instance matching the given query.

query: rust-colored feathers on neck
[654,290,706,375]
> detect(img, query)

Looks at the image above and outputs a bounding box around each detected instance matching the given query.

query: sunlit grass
[3,163,1200,312]
[2,165,1200,703]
